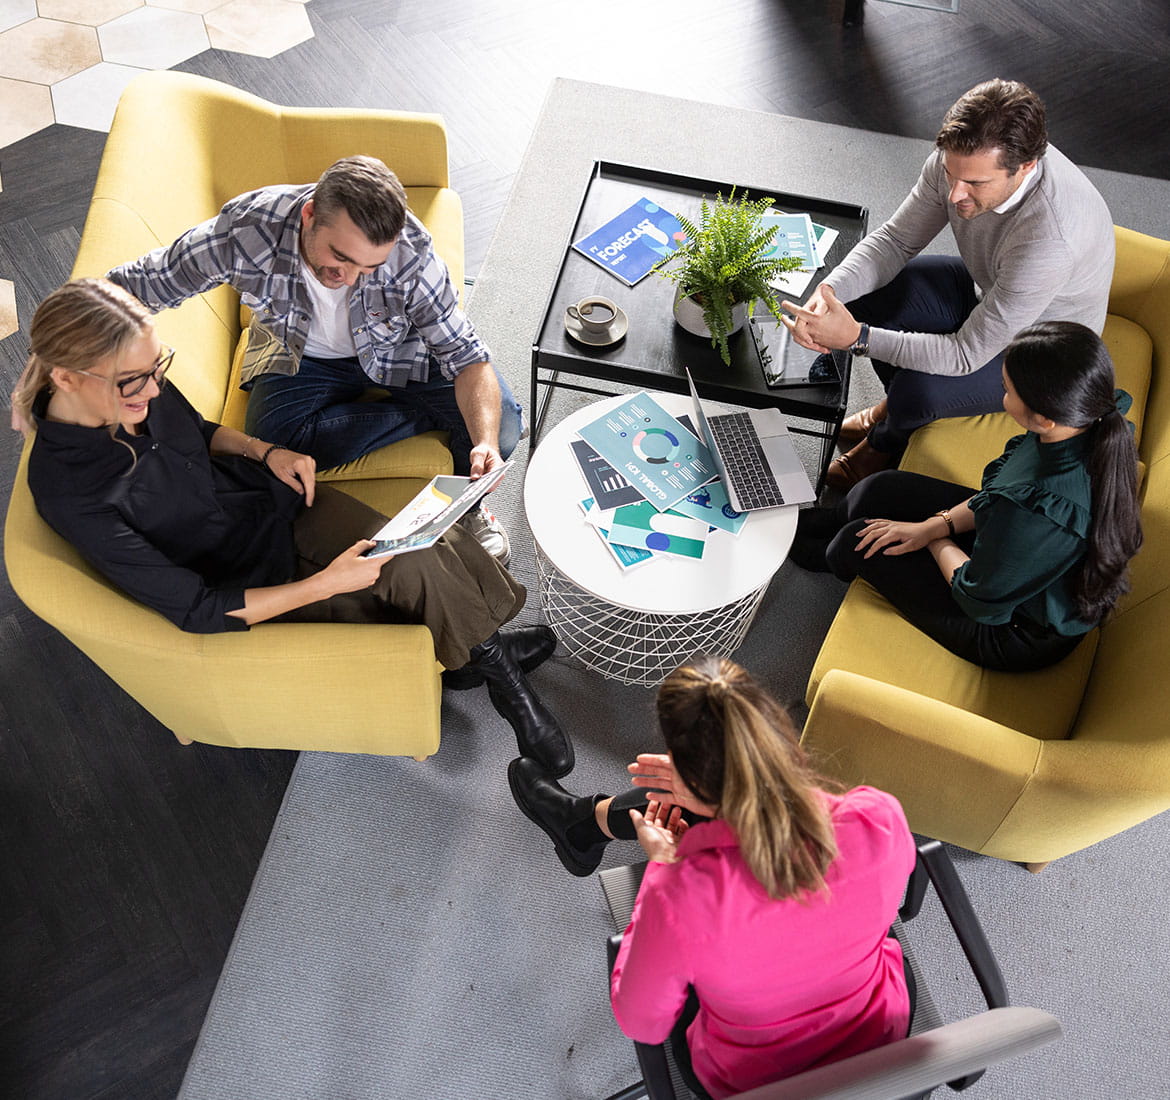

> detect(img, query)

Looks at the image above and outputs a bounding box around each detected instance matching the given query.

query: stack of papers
[569,394,748,571]
[761,209,840,299]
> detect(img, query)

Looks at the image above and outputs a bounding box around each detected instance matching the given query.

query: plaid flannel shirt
[107,184,491,389]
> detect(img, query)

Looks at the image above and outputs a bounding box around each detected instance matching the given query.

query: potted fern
[655,189,803,365]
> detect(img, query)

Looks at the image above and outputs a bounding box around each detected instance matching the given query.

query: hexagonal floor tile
[205,0,312,59]
[0,279,18,342]
[52,61,147,132]
[39,0,144,25]
[0,76,53,145]
[0,18,100,84]
[98,5,209,69]
[0,0,37,35]
[146,0,229,12]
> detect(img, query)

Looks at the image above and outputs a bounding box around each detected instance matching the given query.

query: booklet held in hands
[361,462,511,558]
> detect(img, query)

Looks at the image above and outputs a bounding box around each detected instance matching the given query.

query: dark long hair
[655,656,838,900]
[1004,321,1142,624]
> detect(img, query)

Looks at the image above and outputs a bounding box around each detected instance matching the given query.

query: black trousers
[825,470,1085,672]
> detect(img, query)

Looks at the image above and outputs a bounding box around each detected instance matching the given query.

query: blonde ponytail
[657,657,838,900]
[10,278,153,434]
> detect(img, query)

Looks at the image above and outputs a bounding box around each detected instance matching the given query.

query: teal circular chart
[630,427,680,466]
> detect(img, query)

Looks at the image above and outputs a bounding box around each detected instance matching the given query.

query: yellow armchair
[802,226,1170,864]
[4,70,470,755]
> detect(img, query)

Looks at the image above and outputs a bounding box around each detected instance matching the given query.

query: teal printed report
[572,196,689,286]
[577,393,718,512]
[606,501,709,561]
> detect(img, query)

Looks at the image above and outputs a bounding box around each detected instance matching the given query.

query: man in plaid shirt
[108,155,521,563]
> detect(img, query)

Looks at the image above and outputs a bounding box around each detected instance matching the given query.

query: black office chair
[600,840,1062,1100]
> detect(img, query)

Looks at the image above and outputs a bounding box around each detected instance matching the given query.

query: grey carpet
[178,81,1170,1100]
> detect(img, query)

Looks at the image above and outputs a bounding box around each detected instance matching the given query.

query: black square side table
[530,161,868,491]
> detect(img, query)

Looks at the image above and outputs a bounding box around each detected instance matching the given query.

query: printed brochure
[579,498,655,570]
[572,195,689,286]
[605,501,709,561]
[569,438,644,510]
[361,463,511,558]
[577,392,719,513]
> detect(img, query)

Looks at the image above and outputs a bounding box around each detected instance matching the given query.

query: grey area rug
[178,81,1170,1100]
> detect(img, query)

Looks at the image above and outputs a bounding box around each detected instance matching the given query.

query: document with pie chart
[577,392,718,513]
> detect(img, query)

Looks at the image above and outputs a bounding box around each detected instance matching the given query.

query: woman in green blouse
[794,321,1142,671]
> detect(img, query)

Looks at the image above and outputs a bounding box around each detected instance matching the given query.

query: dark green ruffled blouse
[950,395,1130,635]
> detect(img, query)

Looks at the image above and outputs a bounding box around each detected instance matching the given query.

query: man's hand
[630,800,690,863]
[468,442,504,482]
[265,446,317,506]
[781,284,862,353]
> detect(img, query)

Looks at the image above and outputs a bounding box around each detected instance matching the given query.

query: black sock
[566,795,609,848]
[605,789,652,841]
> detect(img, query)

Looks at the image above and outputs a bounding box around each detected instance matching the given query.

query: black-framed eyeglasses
[77,347,174,397]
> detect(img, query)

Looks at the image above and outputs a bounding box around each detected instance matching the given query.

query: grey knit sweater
[827,145,1115,376]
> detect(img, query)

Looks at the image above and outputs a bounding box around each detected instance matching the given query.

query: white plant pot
[672,286,748,341]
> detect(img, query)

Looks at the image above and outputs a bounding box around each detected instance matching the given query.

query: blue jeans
[848,256,1007,454]
[244,356,523,475]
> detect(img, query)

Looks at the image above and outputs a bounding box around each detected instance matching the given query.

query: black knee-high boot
[469,632,575,777]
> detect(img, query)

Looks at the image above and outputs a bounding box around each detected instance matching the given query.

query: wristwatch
[849,322,870,357]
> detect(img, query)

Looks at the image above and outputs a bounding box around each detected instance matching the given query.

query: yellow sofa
[802,226,1170,866]
[4,71,468,756]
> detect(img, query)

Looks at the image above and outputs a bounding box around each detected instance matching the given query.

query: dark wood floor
[1,1,1167,1096]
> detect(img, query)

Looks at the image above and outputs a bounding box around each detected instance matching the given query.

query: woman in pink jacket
[509,656,917,1099]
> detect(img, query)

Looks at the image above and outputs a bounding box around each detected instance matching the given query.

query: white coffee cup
[567,295,618,334]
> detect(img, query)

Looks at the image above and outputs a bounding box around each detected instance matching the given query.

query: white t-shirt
[300,258,357,359]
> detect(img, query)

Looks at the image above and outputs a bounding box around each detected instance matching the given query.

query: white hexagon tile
[0,0,316,345]
[0,0,316,146]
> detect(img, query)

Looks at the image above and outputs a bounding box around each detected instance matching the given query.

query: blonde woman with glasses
[10,278,574,777]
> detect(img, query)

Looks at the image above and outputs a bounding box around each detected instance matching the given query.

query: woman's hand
[627,753,717,818]
[319,540,386,595]
[630,800,689,863]
[853,517,944,559]
[265,446,317,505]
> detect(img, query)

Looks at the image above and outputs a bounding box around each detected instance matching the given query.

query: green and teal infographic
[577,393,717,512]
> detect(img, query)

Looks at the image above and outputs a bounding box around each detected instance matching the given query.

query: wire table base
[536,547,771,686]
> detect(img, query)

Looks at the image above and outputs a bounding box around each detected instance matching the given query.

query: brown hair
[312,155,407,245]
[10,277,153,435]
[935,78,1048,173]
[656,656,839,900]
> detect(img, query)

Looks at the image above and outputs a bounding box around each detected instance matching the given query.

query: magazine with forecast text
[571,195,689,286]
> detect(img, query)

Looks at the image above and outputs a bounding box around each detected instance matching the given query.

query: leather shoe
[468,633,575,777]
[507,757,608,876]
[836,398,888,451]
[443,625,557,691]
[825,439,894,491]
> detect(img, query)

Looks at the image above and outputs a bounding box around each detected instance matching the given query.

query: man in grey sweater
[781,79,1114,489]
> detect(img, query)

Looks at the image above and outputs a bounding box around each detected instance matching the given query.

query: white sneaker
[460,502,512,566]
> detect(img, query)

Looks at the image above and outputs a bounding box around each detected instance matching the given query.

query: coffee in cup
[567,295,618,334]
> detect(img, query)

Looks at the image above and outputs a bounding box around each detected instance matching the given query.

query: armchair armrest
[607,932,681,1100]
[801,670,1042,854]
[914,842,1007,1012]
[733,1008,1062,1100]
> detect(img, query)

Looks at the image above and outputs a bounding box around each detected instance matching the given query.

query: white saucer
[564,305,628,346]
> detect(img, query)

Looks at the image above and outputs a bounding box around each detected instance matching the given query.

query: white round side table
[523,392,798,685]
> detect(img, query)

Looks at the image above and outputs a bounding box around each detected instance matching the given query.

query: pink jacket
[611,787,916,1099]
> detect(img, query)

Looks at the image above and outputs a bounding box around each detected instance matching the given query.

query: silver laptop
[686,369,816,512]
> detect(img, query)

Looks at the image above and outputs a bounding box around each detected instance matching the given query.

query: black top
[28,384,302,633]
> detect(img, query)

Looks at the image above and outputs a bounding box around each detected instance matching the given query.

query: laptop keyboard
[708,412,786,509]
